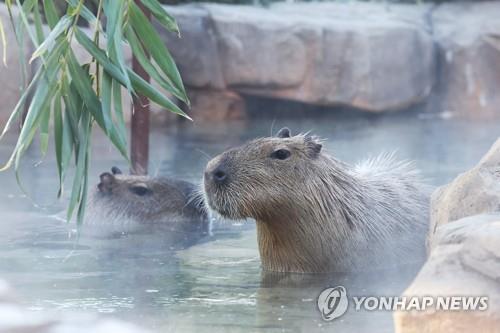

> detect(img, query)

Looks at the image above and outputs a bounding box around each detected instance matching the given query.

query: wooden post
[130,1,151,175]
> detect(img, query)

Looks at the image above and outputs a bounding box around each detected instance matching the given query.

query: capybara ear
[98,172,115,194]
[305,136,322,158]
[111,166,122,175]
[276,127,291,138]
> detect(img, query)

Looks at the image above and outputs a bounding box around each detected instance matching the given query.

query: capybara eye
[129,185,151,196]
[271,149,291,160]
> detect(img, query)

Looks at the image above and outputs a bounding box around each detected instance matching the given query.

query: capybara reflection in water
[203,128,430,273]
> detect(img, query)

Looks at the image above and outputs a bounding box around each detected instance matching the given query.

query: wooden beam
[130,0,151,175]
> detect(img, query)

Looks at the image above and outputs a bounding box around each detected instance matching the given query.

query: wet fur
[86,170,210,236]
[203,130,430,273]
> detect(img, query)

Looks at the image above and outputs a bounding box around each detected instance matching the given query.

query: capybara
[86,167,209,239]
[203,128,430,273]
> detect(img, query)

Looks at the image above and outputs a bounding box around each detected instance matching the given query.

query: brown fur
[203,128,430,273]
[86,167,209,236]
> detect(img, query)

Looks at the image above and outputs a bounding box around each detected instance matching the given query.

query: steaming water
[0,111,498,332]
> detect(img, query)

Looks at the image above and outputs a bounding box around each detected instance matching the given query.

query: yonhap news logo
[317,286,349,321]
[317,285,489,321]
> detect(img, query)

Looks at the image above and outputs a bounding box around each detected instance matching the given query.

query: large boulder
[431,1,500,118]
[394,213,500,333]
[160,2,436,112]
[430,138,500,237]
[396,138,500,332]
[164,6,225,90]
[186,88,246,122]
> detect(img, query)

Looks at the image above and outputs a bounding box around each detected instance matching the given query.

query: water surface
[0,111,498,332]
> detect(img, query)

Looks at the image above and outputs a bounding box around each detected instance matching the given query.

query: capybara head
[204,128,431,272]
[94,167,204,223]
[203,127,324,220]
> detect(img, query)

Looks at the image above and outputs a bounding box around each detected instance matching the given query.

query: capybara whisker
[202,127,430,273]
[86,168,210,239]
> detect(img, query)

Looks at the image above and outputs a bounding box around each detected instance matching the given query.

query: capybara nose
[212,166,227,184]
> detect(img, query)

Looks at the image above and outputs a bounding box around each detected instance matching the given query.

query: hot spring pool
[0,111,498,332]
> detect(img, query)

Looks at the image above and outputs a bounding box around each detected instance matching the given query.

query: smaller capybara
[203,128,430,273]
[86,167,209,238]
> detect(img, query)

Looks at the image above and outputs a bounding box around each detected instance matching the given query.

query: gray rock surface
[394,213,500,333]
[397,137,500,332]
[186,88,246,121]
[430,138,500,237]
[3,2,500,118]
[161,2,436,112]
[431,1,500,118]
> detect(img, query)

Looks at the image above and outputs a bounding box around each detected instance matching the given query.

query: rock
[430,138,500,236]
[161,2,436,113]
[394,213,500,333]
[211,6,309,89]
[431,1,500,118]
[185,89,246,122]
[158,6,225,90]
[398,138,500,332]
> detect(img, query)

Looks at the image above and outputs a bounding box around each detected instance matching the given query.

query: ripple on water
[1,115,500,332]
[30,296,135,313]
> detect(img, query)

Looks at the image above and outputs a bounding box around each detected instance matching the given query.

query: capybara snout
[202,127,430,273]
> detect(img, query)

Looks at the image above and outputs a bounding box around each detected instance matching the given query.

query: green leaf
[75,28,189,120]
[139,0,180,35]
[66,52,105,127]
[18,73,59,157]
[61,107,76,172]
[59,80,77,181]
[30,15,72,63]
[0,40,66,170]
[53,91,64,196]
[112,79,127,151]
[128,69,191,120]
[61,74,83,147]
[33,1,45,44]
[103,0,132,93]
[67,108,91,222]
[12,0,35,87]
[128,2,188,104]
[43,0,60,29]
[12,73,60,195]
[125,25,187,104]
[67,51,128,159]
[2,0,190,226]
[15,0,38,48]
[74,29,128,85]
[39,98,51,156]
[101,70,114,139]
[66,0,97,25]
[0,17,7,65]
[76,138,91,225]
[0,59,43,139]
[1,37,63,139]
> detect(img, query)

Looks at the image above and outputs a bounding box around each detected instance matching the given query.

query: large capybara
[86,167,209,239]
[203,128,430,273]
